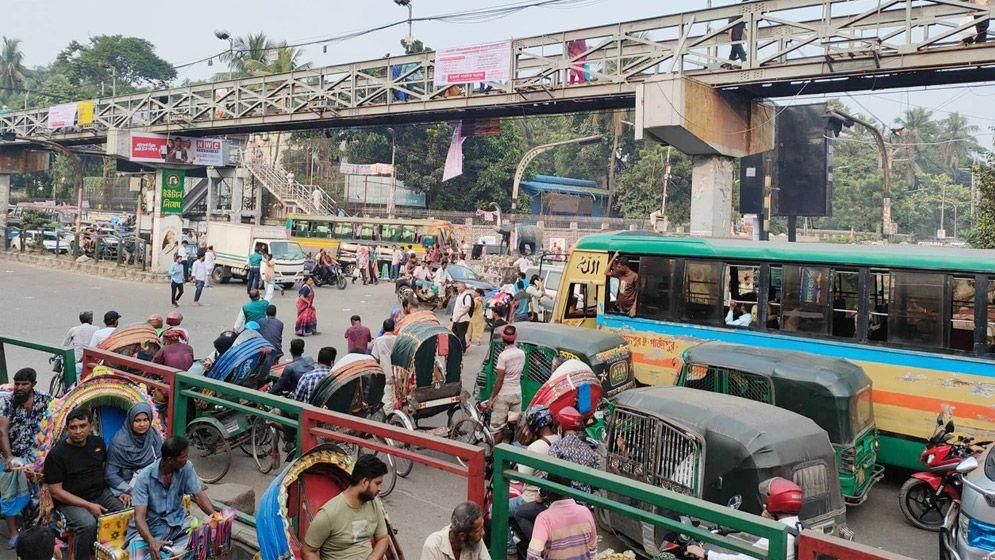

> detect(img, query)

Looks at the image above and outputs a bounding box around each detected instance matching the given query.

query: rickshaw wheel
[250,417,277,474]
[186,421,232,483]
[386,414,415,477]
[450,417,492,468]
[373,436,398,498]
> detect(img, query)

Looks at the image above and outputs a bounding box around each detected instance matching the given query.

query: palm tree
[222,33,272,76]
[937,112,980,171]
[244,42,310,76]
[0,37,27,94]
[893,108,939,180]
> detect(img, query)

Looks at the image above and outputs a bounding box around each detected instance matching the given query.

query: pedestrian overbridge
[1,0,994,145]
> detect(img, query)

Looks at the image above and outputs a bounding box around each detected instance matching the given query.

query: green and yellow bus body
[551,231,995,470]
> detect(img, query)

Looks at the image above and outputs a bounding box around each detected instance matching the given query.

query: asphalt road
[0,260,936,559]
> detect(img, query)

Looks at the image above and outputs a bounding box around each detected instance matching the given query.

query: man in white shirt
[192,253,209,306]
[204,245,216,287]
[450,283,473,350]
[420,502,489,560]
[390,248,403,281]
[724,302,753,328]
[370,319,398,412]
[63,311,100,363]
[90,311,121,348]
[513,255,531,275]
[482,326,524,443]
[433,262,453,296]
[312,187,323,212]
[176,241,190,281]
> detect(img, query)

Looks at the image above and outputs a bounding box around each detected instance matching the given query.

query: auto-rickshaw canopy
[680,342,874,444]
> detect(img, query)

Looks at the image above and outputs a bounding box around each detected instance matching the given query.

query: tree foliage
[55,35,176,96]
[968,153,995,248]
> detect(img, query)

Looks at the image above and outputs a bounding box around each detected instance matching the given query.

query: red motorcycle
[898,415,980,531]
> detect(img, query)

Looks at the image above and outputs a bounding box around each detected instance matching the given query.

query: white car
[11,230,71,253]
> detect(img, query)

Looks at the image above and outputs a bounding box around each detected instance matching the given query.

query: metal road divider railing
[80,347,180,435]
[490,444,789,560]
[0,336,75,388]
[796,530,916,560]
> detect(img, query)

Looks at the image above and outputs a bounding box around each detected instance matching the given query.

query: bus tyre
[899,477,950,531]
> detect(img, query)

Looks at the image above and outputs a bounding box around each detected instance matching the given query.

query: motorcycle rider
[687,478,803,560]
[314,249,338,283]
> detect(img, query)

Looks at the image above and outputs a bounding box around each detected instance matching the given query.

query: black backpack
[466,293,476,317]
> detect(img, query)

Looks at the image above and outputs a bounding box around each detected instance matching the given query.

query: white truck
[206,223,306,287]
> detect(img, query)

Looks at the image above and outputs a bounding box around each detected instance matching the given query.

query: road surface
[0,260,934,559]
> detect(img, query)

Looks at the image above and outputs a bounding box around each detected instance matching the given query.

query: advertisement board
[47,103,78,129]
[130,131,226,166]
[434,40,511,86]
[160,169,185,215]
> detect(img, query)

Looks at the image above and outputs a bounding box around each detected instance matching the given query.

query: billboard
[129,131,226,166]
[434,40,512,86]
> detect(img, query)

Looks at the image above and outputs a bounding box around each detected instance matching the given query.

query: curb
[0,251,168,283]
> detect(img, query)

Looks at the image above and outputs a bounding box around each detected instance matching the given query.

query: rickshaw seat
[94,496,191,560]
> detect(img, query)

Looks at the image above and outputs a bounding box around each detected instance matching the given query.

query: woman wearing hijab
[296,277,320,336]
[105,402,163,502]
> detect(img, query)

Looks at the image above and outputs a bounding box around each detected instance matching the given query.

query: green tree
[0,37,27,98]
[244,42,310,76]
[968,153,995,248]
[223,33,272,76]
[937,112,979,171]
[54,35,176,96]
[614,144,692,224]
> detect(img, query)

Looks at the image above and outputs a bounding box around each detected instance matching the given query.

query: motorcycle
[312,263,348,290]
[899,414,982,531]
[394,278,457,309]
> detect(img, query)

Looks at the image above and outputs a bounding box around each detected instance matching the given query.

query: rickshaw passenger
[127,436,216,559]
[106,403,163,502]
[44,408,124,560]
[269,339,314,397]
[687,478,803,560]
[151,328,194,371]
[15,526,55,560]
[295,347,337,404]
[481,326,523,444]
[0,368,51,545]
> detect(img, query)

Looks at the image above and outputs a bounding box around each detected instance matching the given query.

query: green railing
[0,336,76,387]
[490,444,789,560]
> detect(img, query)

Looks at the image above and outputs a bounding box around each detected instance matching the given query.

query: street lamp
[214,30,234,80]
[511,135,603,211]
[0,130,86,235]
[386,127,398,217]
[393,0,414,47]
[825,109,892,241]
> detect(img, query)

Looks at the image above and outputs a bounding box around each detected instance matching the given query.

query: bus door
[552,250,608,329]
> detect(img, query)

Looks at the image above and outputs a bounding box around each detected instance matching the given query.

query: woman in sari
[296,277,319,336]
[106,402,163,501]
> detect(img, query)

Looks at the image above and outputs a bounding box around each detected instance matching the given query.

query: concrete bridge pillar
[636,76,773,237]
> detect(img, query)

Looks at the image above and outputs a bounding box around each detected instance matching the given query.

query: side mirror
[957,456,979,475]
[945,421,956,434]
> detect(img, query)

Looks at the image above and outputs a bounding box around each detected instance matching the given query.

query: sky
[6,0,995,143]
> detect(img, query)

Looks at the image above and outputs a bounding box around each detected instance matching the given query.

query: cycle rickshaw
[385,321,483,474]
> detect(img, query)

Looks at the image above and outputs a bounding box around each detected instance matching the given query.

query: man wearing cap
[481,326,523,444]
[151,329,194,371]
[90,311,121,348]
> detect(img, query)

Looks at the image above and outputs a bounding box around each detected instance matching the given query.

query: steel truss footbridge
[3,0,995,145]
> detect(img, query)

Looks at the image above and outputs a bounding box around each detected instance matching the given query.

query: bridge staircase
[241,154,337,217]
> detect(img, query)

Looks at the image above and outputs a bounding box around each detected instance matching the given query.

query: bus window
[357,224,377,241]
[399,226,417,244]
[332,222,353,238]
[781,265,830,335]
[831,269,859,339]
[638,257,678,321]
[767,266,782,329]
[293,220,311,236]
[725,264,759,328]
[313,222,331,239]
[889,271,944,348]
[682,260,723,325]
[949,277,976,352]
[382,224,400,242]
[565,282,597,319]
[867,270,891,342]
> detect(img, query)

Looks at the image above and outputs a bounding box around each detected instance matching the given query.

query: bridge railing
[0,336,75,388]
[3,1,992,141]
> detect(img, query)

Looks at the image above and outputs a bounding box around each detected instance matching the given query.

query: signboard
[76,101,95,125]
[47,103,78,129]
[160,169,185,215]
[130,131,226,166]
[434,40,511,86]
[339,162,394,176]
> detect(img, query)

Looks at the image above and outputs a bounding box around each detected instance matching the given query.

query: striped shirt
[526,500,597,560]
[294,364,331,403]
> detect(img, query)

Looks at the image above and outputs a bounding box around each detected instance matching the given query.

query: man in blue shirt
[128,435,216,559]
[169,254,185,307]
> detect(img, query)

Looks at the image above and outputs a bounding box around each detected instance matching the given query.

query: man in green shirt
[246,244,263,294]
[303,455,390,560]
[242,289,268,322]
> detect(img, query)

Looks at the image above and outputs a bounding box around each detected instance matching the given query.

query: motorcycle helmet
[146,314,164,329]
[759,477,803,516]
[555,406,585,432]
[526,405,554,435]
[166,311,183,326]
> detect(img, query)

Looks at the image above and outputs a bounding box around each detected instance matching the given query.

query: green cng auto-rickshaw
[675,342,882,505]
[604,386,847,555]
[475,323,634,438]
